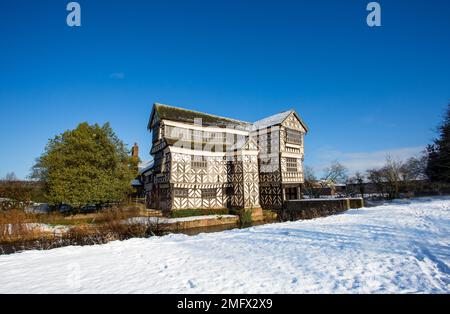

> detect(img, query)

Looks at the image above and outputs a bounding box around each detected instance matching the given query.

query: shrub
[0,180,46,210]
[31,122,138,209]
[62,213,164,245]
[230,208,253,226]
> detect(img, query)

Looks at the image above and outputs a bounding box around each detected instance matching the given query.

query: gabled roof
[148,103,251,131]
[252,109,309,132]
[148,103,309,133]
[252,110,292,129]
[138,160,154,175]
[131,179,143,186]
[242,137,259,151]
[225,135,259,152]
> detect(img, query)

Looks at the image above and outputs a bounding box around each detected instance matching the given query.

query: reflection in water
[171,220,268,236]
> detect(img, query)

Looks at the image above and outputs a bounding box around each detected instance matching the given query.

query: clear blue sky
[0,0,449,179]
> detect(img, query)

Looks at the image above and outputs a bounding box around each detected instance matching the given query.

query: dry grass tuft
[0,210,42,243]
[1,206,165,254]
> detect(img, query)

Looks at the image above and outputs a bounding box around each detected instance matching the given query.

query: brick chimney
[132,143,139,159]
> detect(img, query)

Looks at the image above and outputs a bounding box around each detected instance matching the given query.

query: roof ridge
[251,108,308,132]
[252,110,291,123]
[154,103,251,125]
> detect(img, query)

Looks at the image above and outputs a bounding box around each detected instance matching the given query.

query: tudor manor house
[136,103,308,212]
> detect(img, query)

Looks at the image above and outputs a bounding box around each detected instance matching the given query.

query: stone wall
[164,215,239,231]
[281,198,354,221]
[349,198,364,209]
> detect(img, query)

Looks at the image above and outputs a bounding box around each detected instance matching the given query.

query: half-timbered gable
[280,112,307,183]
[252,110,308,208]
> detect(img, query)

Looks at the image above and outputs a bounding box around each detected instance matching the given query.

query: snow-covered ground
[0,197,449,294]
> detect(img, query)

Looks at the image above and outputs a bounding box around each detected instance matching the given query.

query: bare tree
[303,166,318,198]
[398,155,428,194]
[311,161,349,197]
[366,167,386,197]
[382,156,401,198]
[348,171,366,198]
[400,156,427,181]
[367,156,416,199]
[322,161,348,184]
[2,172,17,182]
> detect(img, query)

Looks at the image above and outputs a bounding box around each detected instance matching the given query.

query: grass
[170,208,255,227]
[36,207,154,226]
[229,208,253,226]
[62,209,165,245]
[170,208,230,218]
[0,209,50,244]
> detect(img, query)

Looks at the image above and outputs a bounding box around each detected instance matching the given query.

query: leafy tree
[426,104,450,183]
[32,122,138,209]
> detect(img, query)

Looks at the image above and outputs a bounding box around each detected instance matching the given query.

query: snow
[25,203,51,213]
[2,223,69,236]
[138,160,154,175]
[290,198,361,202]
[130,179,142,186]
[0,197,449,294]
[129,214,237,225]
[252,110,292,130]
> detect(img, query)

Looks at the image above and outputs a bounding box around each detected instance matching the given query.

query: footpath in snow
[0,197,449,294]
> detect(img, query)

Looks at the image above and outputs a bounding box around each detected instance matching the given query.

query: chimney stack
[132,143,139,159]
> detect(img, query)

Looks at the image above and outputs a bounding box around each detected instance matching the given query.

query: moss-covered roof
[148,102,309,133]
[149,103,251,130]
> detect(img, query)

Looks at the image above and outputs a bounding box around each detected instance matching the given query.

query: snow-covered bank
[129,214,238,224]
[0,197,449,294]
[2,223,69,236]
